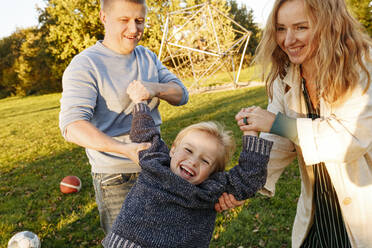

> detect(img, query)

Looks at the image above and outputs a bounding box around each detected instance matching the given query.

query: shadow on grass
[2,105,60,119]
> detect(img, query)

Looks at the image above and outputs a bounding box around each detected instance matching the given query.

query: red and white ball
[60,176,82,194]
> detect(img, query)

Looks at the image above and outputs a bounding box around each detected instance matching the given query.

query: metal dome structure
[158,2,252,89]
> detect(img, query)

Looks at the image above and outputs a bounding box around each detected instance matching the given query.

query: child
[102,102,273,248]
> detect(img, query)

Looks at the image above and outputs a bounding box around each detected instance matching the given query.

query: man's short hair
[100,0,146,11]
[172,121,236,173]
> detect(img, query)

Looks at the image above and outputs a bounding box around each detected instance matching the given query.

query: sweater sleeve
[197,136,273,203]
[224,136,273,200]
[130,103,160,143]
[129,103,170,166]
[59,54,98,138]
[151,49,189,106]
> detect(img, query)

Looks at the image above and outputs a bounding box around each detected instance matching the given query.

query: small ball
[8,231,41,248]
[60,175,82,194]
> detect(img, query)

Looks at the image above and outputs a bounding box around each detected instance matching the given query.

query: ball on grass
[60,175,82,194]
[8,231,41,248]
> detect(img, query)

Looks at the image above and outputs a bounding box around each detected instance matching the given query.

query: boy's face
[170,130,220,185]
[100,0,146,55]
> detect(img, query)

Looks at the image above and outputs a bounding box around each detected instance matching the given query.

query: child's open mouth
[180,165,195,179]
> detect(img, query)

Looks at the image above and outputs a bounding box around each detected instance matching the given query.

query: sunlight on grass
[0,86,300,248]
[181,65,262,88]
[56,202,96,230]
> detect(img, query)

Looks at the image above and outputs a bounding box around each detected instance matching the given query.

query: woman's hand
[235,106,276,133]
[214,193,245,212]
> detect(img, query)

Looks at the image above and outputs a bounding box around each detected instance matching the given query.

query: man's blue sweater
[103,103,273,248]
[59,41,188,173]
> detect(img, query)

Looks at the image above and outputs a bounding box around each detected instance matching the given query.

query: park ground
[0,85,300,247]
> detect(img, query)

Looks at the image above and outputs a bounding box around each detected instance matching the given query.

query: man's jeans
[92,172,138,234]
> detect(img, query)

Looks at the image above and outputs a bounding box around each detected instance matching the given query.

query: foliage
[1,0,370,98]
[38,0,104,80]
[227,0,261,62]
[0,26,62,97]
[14,27,59,96]
[346,0,372,36]
[1,0,254,98]
[0,29,26,98]
[0,86,300,247]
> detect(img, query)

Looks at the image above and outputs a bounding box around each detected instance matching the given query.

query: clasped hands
[235,106,276,134]
[214,106,276,212]
[126,82,276,212]
[126,79,157,104]
[119,80,158,164]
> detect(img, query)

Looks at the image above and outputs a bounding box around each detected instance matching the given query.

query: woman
[236,0,372,247]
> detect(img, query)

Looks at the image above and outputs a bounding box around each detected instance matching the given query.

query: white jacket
[260,63,372,248]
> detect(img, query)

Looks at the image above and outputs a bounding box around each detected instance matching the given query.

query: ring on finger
[243,117,248,125]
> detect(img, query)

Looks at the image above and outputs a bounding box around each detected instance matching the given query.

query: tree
[39,0,236,78]
[227,0,261,61]
[0,29,26,98]
[14,27,59,96]
[0,0,250,98]
[38,0,104,80]
[346,0,372,36]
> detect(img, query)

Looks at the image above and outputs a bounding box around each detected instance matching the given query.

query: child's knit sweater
[103,103,273,248]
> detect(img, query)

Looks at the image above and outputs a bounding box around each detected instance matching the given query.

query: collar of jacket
[282,63,302,92]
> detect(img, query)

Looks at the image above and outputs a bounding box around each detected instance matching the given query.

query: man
[59,0,188,234]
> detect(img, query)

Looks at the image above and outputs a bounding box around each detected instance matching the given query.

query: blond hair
[254,0,372,103]
[172,121,236,173]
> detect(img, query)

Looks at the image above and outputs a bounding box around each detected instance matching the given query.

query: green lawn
[182,66,262,89]
[0,86,300,247]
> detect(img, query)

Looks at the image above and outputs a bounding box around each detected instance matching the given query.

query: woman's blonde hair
[254,0,372,103]
[172,121,236,173]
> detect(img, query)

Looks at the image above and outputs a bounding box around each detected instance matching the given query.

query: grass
[181,65,262,89]
[0,86,300,247]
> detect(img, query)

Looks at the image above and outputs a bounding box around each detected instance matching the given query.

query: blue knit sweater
[103,103,273,248]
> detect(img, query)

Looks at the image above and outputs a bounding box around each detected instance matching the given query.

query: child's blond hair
[172,121,236,173]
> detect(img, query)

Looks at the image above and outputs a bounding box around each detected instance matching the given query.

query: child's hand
[127,80,156,104]
[214,193,245,212]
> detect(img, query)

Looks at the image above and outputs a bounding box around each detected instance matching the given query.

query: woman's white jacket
[260,63,372,248]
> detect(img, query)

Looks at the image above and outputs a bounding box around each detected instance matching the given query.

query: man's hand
[214,193,245,212]
[65,120,151,165]
[120,142,151,165]
[127,80,157,103]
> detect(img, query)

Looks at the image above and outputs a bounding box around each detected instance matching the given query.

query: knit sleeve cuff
[242,135,273,157]
[133,102,150,114]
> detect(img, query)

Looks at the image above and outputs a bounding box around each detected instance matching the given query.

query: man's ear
[99,10,106,25]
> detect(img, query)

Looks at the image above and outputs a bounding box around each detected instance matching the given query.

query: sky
[0,0,275,39]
